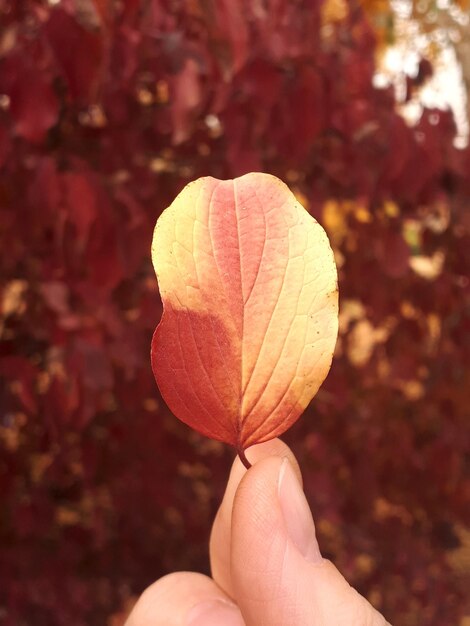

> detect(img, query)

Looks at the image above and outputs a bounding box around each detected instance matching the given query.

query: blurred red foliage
[0,1,468,624]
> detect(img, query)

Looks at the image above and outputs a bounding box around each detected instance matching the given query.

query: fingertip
[235,438,302,484]
[278,457,322,563]
[124,572,242,626]
[231,455,287,576]
[230,460,390,625]
[187,598,244,626]
[210,439,302,596]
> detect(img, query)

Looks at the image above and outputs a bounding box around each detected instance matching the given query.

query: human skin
[125,439,391,626]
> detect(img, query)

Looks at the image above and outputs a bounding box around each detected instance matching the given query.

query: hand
[125,439,391,625]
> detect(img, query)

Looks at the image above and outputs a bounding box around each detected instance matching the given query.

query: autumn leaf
[151,173,338,461]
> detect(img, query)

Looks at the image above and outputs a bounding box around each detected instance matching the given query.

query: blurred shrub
[0,1,468,624]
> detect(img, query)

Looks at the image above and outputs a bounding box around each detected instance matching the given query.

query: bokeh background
[0,1,469,624]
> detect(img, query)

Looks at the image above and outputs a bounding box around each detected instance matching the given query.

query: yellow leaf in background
[447,524,470,577]
[1,280,28,317]
[421,200,450,234]
[0,413,26,452]
[333,247,345,269]
[322,200,348,244]
[374,497,413,524]
[30,454,53,483]
[56,506,81,526]
[403,219,422,251]
[339,299,366,335]
[354,205,372,223]
[359,0,395,58]
[384,200,400,218]
[360,0,390,13]
[321,0,348,25]
[427,313,441,346]
[355,553,375,575]
[400,300,419,319]
[409,251,445,280]
[398,380,425,401]
[347,319,390,367]
[294,189,309,210]
[323,199,373,243]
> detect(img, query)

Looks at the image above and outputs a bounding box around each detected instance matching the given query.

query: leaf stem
[237,447,252,469]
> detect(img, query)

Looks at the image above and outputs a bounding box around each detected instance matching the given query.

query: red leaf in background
[0,120,11,167]
[44,8,103,102]
[223,105,262,175]
[30,157,62,218]
[110,26,141,87]
[381,115,412,187]
[290,67,325,146]
[9,71,59,143]
[63,172,97,245]
[272,66,325,162]
[40,281,70,316]
[112,187,151,277]
[85,215,123,295]
[0,356,38,415]
[88,0,111,28]
[119,0,141,22]
[343,50,375,99]
[170,58,202,145]
[151,173,338,453]
[43,374,80,431]
[203,0,249,79]
[375,229,410,278]
[239,59,283,110]
[72,337,113,392]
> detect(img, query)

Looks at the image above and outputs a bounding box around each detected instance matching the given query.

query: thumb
[230,456,390,626]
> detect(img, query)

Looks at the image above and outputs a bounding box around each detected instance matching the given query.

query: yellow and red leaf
[151,173,338,452]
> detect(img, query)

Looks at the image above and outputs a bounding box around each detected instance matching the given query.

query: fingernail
[187,598,244,626]
[278,457,322,563]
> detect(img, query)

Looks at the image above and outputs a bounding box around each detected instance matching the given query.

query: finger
[209,438,301,597]
[124,571,245,626]
[231,456,390,626]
